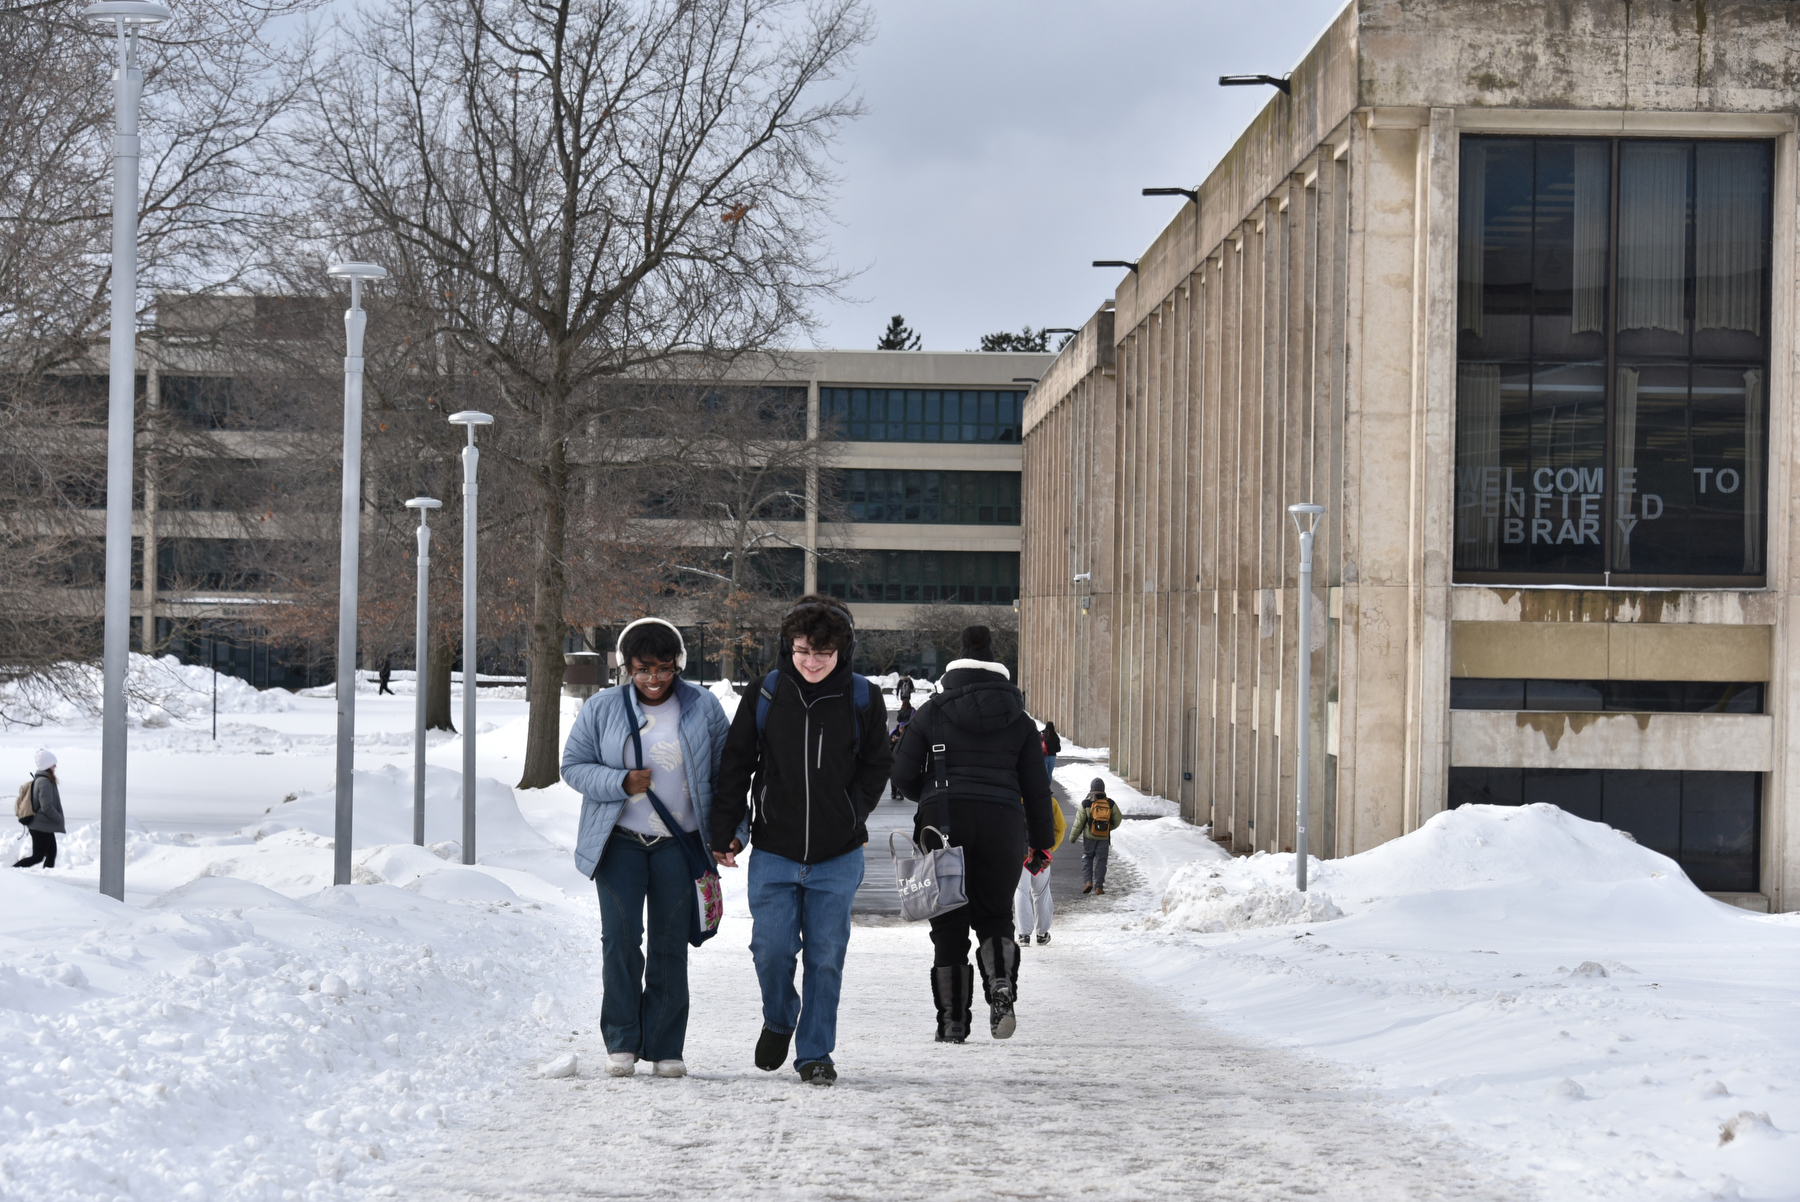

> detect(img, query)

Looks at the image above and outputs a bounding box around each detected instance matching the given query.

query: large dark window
[1449,766,1759,893]
[840,470,1020,524]
[1456,138,1771,584]
[821,388,1024,443]
[1449,677,1763,713]
[819,551,1019,604]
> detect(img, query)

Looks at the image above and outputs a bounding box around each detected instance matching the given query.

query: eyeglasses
[792,648,838,665]
[630,666,677,682]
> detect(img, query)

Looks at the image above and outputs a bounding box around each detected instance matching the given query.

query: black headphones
[780,599,855,657]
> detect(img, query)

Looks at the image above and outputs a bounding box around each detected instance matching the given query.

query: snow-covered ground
[2,660,1796,1200]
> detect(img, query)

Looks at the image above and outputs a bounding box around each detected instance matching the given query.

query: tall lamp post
[327,261,387,887]
[448,411,493,865]
[405,497,442,847]
[1287,503,1325,892]
[85,0,170,903]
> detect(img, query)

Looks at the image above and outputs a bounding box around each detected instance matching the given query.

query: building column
[804,378,819,595]
[1407,106,1460,831]
[141,352,159,652]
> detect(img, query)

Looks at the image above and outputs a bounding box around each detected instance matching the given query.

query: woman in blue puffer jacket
[561,618,732,1081]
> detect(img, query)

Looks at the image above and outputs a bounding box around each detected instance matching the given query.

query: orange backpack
[1089,796,1113,835]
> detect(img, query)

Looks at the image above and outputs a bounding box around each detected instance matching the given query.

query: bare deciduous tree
[290,0,869,787]
[0,0,319,711]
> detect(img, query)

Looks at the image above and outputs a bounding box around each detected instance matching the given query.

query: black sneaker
[1036,932,1051,945]
[1016,934,1030,948]
[754,1026,791,1072]
[798,1060,837,1087]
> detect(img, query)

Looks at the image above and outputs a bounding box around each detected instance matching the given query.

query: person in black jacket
[712,596,892,1086]
[891,626,1054,1043]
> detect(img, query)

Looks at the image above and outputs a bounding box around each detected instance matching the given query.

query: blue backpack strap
[850,674,871,756]
[756,670,872,755]
[755,670,873,755]
[754,670,781,737]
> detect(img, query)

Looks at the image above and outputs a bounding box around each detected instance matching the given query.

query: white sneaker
[605,1053,638,1077]
[653,1059,686,1078]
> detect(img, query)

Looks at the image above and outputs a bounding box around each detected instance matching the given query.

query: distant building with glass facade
[1019,0,1797,911]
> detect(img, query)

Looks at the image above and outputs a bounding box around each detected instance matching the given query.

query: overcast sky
[807,0,1349,351]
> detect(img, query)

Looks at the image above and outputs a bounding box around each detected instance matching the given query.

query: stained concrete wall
[1019,0,1800,907]
[1450,710,1773,772]
[1019,307,1115,749]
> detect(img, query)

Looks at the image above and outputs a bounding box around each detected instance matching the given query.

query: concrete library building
[1019,0,1799,911]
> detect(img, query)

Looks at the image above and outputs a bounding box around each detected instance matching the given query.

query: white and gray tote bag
[888,826,967,922]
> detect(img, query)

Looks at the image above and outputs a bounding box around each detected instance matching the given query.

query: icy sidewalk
[385,898,1524,1202]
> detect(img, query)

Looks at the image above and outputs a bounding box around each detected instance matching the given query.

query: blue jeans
[594,832,692,1062]
[1044,754,1057,779]
[747,846,864,1068]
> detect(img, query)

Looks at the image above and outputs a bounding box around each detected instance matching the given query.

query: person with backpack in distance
[712,596,892,1087]
[561,618,731,1080]
[891,626,1055,1043]
[1070,778,1118,894]
[1015,784,1066,947]
[13,749,64,869]
[888,698,914,799]
[1040,720,1061,781]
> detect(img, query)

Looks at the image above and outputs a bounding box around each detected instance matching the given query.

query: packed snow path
[386,920,1526,1201]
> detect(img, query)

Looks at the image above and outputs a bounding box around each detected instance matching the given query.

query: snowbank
[0,865,597,1201]
[0,654,293,728]
[1090,802,1800,1199]
[1145,802,1696,935]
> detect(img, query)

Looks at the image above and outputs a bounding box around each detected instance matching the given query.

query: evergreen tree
[979,326,1052,352]
[877,314,922,350]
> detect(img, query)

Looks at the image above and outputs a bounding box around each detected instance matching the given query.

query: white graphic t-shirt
[618,693,695,836]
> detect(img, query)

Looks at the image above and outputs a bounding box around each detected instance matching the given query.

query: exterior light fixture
[1142,187,1199,204]
[1012,377,1039,384]
[1092,260,1139,274]
[404,496,442,847]
[84,0,172,903]
[325,260,387,887]
[1219,74,1291,94]
[1042,328,1080,337]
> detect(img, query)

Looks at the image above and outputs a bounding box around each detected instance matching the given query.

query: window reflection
[822,388,1025,443]
[1455,136,1770,582]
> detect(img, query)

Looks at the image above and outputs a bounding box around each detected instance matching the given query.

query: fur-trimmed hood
[942,658,1010,680]
[931,659,1022,735]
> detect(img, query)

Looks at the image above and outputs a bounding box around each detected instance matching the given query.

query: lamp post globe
[85,0,170,902]
[327,260,386,886]
[448,411,494,865]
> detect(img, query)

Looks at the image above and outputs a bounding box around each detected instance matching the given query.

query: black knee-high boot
[975,937,1020,1039]
[931,964,973,1043]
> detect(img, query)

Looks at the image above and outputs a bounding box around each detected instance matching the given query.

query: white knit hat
[33,748,56,771]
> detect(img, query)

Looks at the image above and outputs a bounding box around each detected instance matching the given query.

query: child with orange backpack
[1069,778,1118,895]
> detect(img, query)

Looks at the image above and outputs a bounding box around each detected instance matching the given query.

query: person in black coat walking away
[888,699,914,800]
[712,596,893,1086]
[891,626,1055,1043]
[14,749,65,869]
[378,655,395,696]
[1041,721,1062,780]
